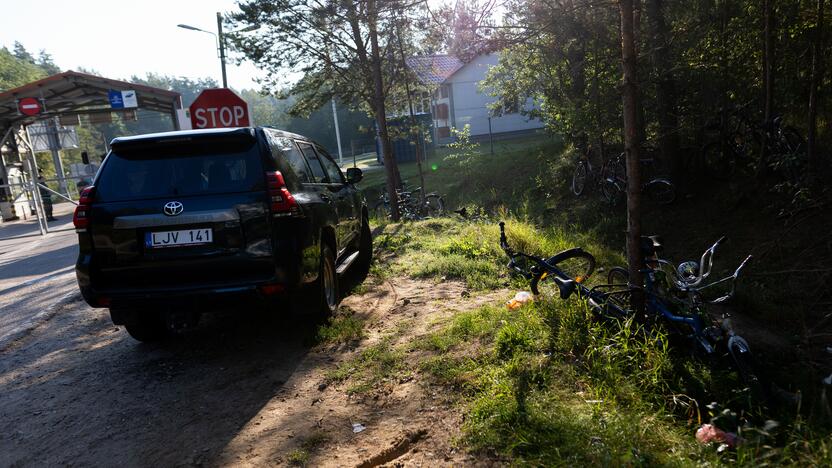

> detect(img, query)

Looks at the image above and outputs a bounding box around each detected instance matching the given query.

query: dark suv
[74,127,371,342]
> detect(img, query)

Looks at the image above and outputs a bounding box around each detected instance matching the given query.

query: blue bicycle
[605,235,758,387]
[499,222,761,392]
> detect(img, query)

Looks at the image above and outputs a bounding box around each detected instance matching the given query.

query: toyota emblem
[163,201,184,216]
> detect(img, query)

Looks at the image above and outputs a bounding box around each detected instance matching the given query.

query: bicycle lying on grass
[371,183,445,221]
[498,222,764,396]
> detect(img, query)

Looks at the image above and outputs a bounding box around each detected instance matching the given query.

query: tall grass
[358,141,832,465]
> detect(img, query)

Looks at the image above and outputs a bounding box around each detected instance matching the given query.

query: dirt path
[0,276,508,467]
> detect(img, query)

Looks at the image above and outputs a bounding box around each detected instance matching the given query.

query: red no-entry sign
[189,88,250,129]
[18,97,42,116]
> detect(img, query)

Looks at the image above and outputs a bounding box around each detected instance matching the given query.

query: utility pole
[217,12,228,88]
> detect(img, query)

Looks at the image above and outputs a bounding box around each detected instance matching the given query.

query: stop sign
[189,88,251,129]
[18,97,42,116]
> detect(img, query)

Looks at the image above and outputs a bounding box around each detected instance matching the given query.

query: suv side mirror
[346,167,363,184]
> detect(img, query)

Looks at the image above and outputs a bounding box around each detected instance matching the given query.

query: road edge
[0,290,80,353]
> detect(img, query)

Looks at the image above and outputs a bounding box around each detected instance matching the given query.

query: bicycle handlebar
[707,255,753,304]
[684,236,727,288]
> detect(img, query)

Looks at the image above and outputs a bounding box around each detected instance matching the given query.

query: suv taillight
[265,171,299,217]
[73,186,95,230]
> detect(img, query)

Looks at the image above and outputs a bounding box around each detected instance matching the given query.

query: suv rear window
[96,140,264,202]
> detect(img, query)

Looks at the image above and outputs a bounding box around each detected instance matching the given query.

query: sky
[0,0,264,90]
[0,0,450,92]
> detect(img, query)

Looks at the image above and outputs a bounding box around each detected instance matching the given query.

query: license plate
[145,228,213,248]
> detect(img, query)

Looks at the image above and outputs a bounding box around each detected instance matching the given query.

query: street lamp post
[177,12,228,88]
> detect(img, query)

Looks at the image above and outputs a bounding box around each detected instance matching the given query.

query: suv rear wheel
[353,215,372,279]
[318,243,339,318]
[120,310,167,343]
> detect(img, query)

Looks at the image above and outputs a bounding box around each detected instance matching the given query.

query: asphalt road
[0,203,79,350]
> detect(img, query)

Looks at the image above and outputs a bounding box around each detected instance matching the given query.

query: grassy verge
[337,135,832,464]
[326,210,831,464]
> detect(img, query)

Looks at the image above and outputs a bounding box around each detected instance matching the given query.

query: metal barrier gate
[0,174,86,236]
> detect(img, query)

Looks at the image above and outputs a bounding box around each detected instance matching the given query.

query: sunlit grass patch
[370,216,620,292]
[317,310,366,345]
[326,340,405,395]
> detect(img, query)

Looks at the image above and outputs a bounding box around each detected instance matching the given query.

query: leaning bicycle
[499,222,764,398]
[606,235,760,390]
[601,150,677,206]
[371,184,445,221]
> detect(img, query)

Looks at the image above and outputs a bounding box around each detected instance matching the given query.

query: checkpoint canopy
[0,71,183,131]
[0,71,183,224]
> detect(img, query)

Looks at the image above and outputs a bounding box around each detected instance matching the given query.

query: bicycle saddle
[640,235,664,255]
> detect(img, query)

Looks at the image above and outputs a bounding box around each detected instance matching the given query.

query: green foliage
[286,448,309,466]
[487,0,831,170]
[131,73,219,107]
[0,45,47,92]
[238,89,374,155]
[228,0,433,119]
[445,125,481,169]
[367,195,829,465]
[316,310,366,344]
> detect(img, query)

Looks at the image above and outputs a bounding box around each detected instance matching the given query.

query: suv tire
[318,242,339,318]
[123,311,167,343]
[353,216,372,279]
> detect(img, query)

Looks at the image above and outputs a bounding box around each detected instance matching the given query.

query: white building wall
[445,53,543,138]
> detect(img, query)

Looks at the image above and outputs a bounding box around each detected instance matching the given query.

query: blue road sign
[108,90,124,109]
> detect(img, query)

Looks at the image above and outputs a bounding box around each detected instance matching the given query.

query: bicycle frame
[499,222,629,318]
[637,238,753,354]
[642,270,716,353]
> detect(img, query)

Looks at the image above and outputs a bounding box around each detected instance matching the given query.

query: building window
[438,85,449,99]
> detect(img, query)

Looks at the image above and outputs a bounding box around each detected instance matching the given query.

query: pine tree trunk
[633,0,647,146]
[808,0,825,177]
[646,0,679,177]
[367,0,401,221]
[620,0,645,314]
[763,0,775,122]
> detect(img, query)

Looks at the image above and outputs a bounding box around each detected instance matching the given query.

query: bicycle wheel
[604,266,633,311]
[644,178,676,205]
[572,160,589,196]
[531,248,596,301]
[600,156,626,205]
[422,194,445,218]
[370,199,389,221]
[607,266,629,285]
[726,334,768,400]
[781,126,806,155]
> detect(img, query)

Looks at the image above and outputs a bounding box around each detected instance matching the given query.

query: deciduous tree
[229,0,427,220]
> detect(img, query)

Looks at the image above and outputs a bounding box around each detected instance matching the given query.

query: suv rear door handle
[320,194,332,203]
